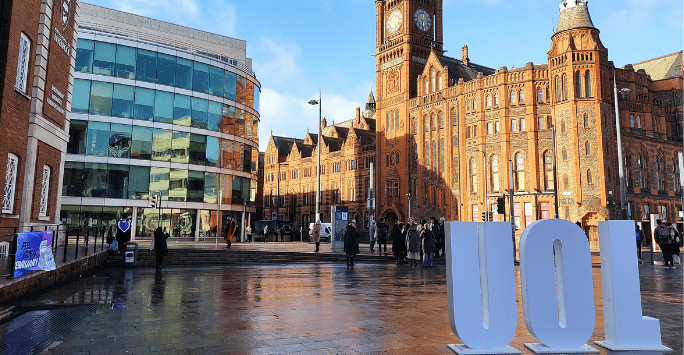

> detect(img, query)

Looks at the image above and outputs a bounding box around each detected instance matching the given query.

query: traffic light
[497,197,506,214]
[151,194,159,209]
[481,211,488,222]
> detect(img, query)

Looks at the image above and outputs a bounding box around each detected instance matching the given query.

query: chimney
[356,106,361,122]
[321,117,327,129]
[462,45,469,66]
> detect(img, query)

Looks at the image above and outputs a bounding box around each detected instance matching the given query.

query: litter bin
[124,242,138,267]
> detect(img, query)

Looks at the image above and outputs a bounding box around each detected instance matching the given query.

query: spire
[556,0,594,34]
[365,88,376,118]
[366,89,376,104]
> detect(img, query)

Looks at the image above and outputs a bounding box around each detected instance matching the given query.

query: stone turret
[462,45,469,66]
[364,90,376,118]
[556,0,595,33]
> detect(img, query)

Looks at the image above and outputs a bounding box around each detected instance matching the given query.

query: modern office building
[61,3,260,241]
[0,0,79,241]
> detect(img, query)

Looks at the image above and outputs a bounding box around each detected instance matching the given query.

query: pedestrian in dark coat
[343,221,360,266]
[407,221,421,267]
[391,223,406,265]
[154,227,169,269]
[422,224,435,268]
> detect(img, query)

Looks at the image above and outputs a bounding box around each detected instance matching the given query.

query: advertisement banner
[13,231,56,278]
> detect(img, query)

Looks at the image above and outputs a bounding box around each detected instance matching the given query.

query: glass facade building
[61,7,260,242]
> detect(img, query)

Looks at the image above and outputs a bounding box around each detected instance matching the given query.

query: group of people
[345,216,446,268]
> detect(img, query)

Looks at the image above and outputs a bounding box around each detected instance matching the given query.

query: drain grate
[0,304,99,355]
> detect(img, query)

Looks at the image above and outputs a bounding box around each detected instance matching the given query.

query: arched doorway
[382,209,399,227]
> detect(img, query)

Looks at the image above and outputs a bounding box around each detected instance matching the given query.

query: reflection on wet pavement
[2,263,681,354]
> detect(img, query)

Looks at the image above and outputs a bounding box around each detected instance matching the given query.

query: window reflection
[115,45,136,79]
[109,124,131,158]
[188,171,204,202]
[63,162,84,197]
[192,61,209,94]
[150,167,170,200]
[107,164,129,199]
[208,102,222,131]
[204,173,217,203]
[68,120,87,155]
[191,97,208,129]
[136,49,157,82]
[93,42,115,76]
[169,169,188,202]
[157,53,176,87]
[86,121,109,156]
[154,91,174,124]
[112,84,134,118]
[89,81,113,116]
[189,134,206,166]
[72,79,91,113]
[205,136,219,167]
[209,66,224,98]
[83,163,108,197]
[75,39,93,73]
[176,57,193,90]
[224,71,237,101]
[134,87,154,121]
[128,166,149,200]
[131,126,152,160]
[171,131,190,164]
[152,129,172,162]
[174,94,191,126]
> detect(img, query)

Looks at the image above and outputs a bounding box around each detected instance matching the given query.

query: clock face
[387,10,402,34]
[414,9,431,32]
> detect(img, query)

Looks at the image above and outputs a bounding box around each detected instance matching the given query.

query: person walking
[154,227,169,269]
[406,220,421,267]
[668,222,681,264]
[436,217,446,257]
[635,224,644,260]
[376,218,389,255]
[223,217,236,248]
[422,220,435,267]
[392,222,406,265]
[655,219,673,267]
[369,220,378,253]
[311,222,322,253]
[343,220,360,266]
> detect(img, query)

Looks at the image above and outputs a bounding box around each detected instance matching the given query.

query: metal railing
[2,224,113,280]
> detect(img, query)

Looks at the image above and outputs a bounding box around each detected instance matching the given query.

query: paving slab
[0,260,681,354]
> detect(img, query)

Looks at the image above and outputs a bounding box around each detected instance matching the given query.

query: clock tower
[375,0,444,223]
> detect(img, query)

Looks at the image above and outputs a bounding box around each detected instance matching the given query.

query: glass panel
[221,175,232,205]
[222,140,235,170]
[187,171,204,202]
[115,45,136,79]
[72,79,91,113]
[89,81,113,116]
[62,162,84,197]
[189,134,206,166]
[150,167,170,200]
[152,129,172,162]
[83,163,108,197]
[209,66,224,97]
[172,209,196,238]
[86,121,110,156]
[171,131,190,164]
[191,97,208,129]
[109,124,132,158]
[220,105,237,135]
[67,120,88,154]
[224,71,237,101]
[75,39,94,73]
[134,87,155,121]
[128,166,150,200]
[169,169,188,202]
[207,101,222,131]
[242,177,251,203]
[176,57,193,90]
[204,173,217,203]
[136,49,157,82]
[232,176,243,204]
[173,94,191,126]
[106,164,129,199]
[192,61,209,94]
[154,90,174,124]
[112,84,134,118]
[246,80,255,109]
[92,41,115,76]
[254,86,260,111]
[235,109,246,138]
[243,146,252,173]
[157,53,176,87]
[236,75,247,104]
[206,136,219,167]
[131,126,152,160]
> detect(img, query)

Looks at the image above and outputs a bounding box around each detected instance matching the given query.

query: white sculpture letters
[445,219,671,355]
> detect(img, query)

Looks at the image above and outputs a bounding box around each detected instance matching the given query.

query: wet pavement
[0,261,681,354]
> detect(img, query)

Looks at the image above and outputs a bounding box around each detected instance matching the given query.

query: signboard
[331,206,348,252]
[514,203,521,217]
[445,220,671,354]
[13,231,56,278]
[472,205,479,221]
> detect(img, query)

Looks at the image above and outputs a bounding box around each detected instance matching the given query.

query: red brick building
[0,0,79,239]
[374,0,682,247]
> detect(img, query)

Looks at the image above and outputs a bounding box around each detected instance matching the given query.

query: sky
[85,0,683,151]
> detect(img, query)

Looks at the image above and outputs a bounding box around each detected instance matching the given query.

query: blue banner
[14,231,56,278]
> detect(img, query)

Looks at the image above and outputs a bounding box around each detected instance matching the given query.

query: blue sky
[85,0,683,151]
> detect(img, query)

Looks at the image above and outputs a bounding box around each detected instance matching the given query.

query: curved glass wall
[65,34,260,242]
[75,39,260,111]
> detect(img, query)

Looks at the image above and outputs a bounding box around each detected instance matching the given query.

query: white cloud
[252,37,307,90]
[258,89,361,151]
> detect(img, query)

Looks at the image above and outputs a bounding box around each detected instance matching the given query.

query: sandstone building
[262,97,376,231]
[374,0,682,247]
[0,0,79,240]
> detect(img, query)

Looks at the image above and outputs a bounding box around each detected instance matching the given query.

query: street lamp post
[551,124,559,219]
[308,90,322,224]
[614,73,631,220]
